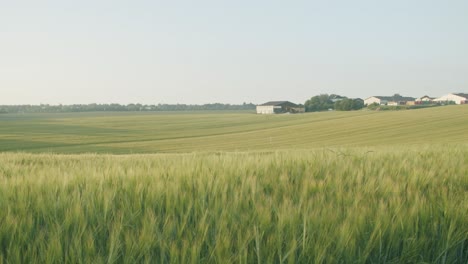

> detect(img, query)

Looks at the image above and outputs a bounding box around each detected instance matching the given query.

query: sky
[1,0,468,105]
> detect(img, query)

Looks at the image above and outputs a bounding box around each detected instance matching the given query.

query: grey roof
[373,95,416,102]
[416,95,435,100]
[259,101,300,107]
[454,93,468,98]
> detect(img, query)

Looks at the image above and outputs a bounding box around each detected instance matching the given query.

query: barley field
[1,105,468,154]
[0,107,467,263]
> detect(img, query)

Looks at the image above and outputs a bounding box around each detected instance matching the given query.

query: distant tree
[329,94,346,101]
[335,99,352,111]
[352,99,364,110]
[335,98,364,111]
[367,102,380,110]
[304,94,334,112]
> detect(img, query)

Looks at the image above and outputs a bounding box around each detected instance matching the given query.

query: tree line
[0,103,256,114]
[304,94,364,112]
[0,94,364,114]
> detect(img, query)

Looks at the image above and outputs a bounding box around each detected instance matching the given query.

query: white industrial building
[434,93,468,104]
[256,101,305,114]
[364,95,415,106]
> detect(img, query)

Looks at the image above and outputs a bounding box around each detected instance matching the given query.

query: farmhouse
[434,93,468,104]
[256,101,305,114]
[415,95,435,104]
[364,95,416,106]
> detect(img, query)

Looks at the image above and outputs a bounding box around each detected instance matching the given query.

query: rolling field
[0,105,468,153]
[1,106,468,263]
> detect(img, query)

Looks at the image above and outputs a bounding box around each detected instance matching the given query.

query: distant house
[434,93,468,105]
[364,95,416,106]
[415,95,435,104]
[256,101,305,114]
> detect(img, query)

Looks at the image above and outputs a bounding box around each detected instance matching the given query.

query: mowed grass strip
[0,147,467,263]
[1,105,467,153]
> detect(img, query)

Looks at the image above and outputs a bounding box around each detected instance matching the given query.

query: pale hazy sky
[1,0,468,105]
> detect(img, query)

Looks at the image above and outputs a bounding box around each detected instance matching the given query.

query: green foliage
[334,98,364,111]
[367,102,381,110]
[0,148,467,263]
[305,94,364,112]
[304,94,334,112]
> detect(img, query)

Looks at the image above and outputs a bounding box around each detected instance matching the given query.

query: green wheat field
[1,106,467,263]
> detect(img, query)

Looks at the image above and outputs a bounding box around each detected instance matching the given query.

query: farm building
[434,93,468,104]
[415,95,435,104]
[256,101,305,114]
[364,95,416,106]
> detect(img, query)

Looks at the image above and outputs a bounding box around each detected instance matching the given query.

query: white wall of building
[364,97,385,105]
[434,94,468,104]
[256,105,275,114]
[257,104,305,114]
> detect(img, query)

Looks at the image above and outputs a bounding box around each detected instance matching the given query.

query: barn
[364,95,416,106]
[256,101,305,114]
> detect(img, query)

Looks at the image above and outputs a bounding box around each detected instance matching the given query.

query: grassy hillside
[0,148,467,263]
[1,105,468,153]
